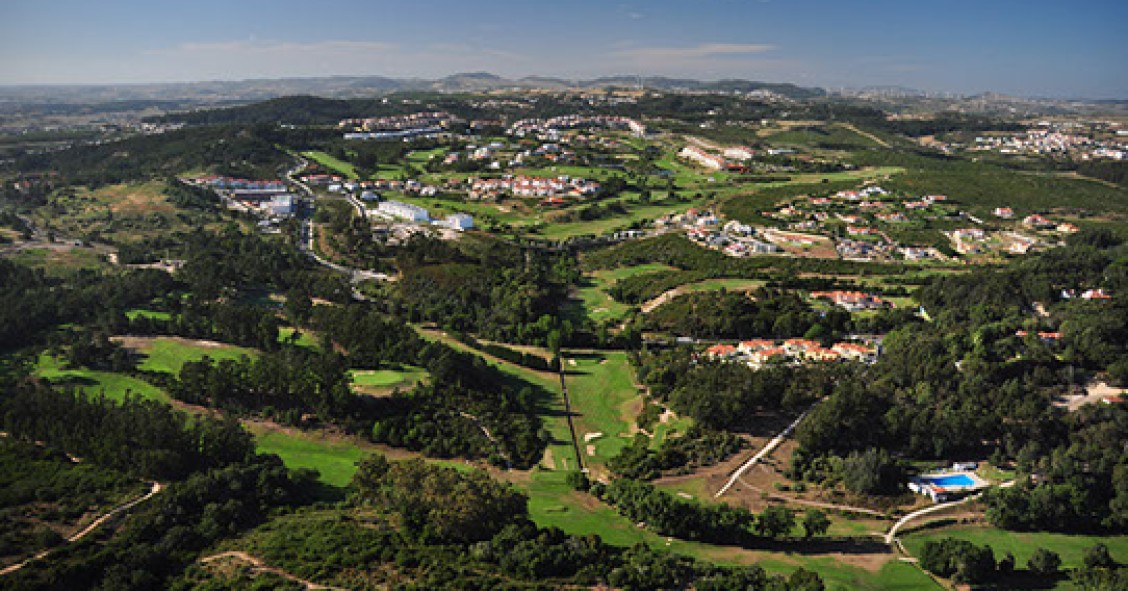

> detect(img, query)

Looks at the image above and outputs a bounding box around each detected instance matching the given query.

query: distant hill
[0,73,826,103]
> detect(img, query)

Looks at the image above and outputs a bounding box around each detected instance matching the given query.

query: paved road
[715,405,815,498]
[884,479,1016,544]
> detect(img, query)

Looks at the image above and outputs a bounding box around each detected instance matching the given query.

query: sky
[1,0,1126,98]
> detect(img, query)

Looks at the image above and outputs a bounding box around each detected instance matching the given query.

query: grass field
[561,351,641,468]
[122,336,255,375]
[9,246,108,275]
[301,150,358,179]
[577,263,677,322]
[903,524,1128,571]
[34,353,169,403]
[349,366,429,395]
[125,308,172,322]
[278,326,319,349]
[250,426,369,488]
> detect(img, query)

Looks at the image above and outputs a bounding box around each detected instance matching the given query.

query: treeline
[584,233,909,277]
[594,478,802,544]
[448,330,556,371]
[644,288,853,340]
[14,125,290,186]
[0,382,253,480]
[170,348,357,427]
[0,259,176,352]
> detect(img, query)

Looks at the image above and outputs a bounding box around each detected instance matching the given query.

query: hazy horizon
[2,0,1126,99]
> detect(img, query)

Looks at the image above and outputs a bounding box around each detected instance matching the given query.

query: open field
[8,246,108,274]
[349,366,429,396]
[249,425,370,488]
[903,524,1128,571]
[113,336,256,375]
[301,150,358,179]
[34,353,169,403]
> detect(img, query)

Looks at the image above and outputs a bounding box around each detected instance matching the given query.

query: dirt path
[838,123,890,148]
[459,411,512,469]
[200,551,347,590]
[1,481,163,577]
[715,404,816,498]
[735,475,886,517]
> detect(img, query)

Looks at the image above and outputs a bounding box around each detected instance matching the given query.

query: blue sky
[2,0,1126,97]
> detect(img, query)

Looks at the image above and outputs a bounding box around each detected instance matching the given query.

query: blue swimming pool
[923,474,976,487]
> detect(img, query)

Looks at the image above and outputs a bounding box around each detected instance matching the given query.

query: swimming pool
[922,474,976,487]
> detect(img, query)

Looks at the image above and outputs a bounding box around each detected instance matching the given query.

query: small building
[439,213,474,231]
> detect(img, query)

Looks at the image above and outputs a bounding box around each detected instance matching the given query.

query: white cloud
[614,43,776,62]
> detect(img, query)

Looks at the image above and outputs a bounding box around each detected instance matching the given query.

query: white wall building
[377,200,430,222]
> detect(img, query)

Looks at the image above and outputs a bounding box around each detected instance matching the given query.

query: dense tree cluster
[393,235,578,346]
[595,478,794,544]
[918,537,997,585]
[353,455,527,543]
[634,348,836,430]
[1,382,254,480]
[644,288,852,340]
[609,429,745,480]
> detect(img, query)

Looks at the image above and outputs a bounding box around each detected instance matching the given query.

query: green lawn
[279,326,319,350]
[561,351,640,467]
[903,524,1128,571]
[125,308,171,321]
[34,353,169,403]
[131,336,255,375]
[349,366,429,393]
[578,263,677,323]
[250,427,368,488]
[302,150,358,179]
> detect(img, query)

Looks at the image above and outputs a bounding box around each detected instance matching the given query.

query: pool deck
[908,470,989,502]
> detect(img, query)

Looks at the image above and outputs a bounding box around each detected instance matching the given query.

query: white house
[438,213,474,231]
[377,200,430,222]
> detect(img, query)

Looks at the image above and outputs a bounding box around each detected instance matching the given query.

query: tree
[1083,544,1115,570]
[801,509,830,539]
[756,505,795,538]
[1028,547,1062,577]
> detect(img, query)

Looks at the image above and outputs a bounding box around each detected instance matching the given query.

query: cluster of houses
[678,146,728,170]
[339,111,458,140]
[508,115,646,139]
[704,338,878,368]
[970,126,1127,161]
[809,291,891,312]
[466,175,601,200]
